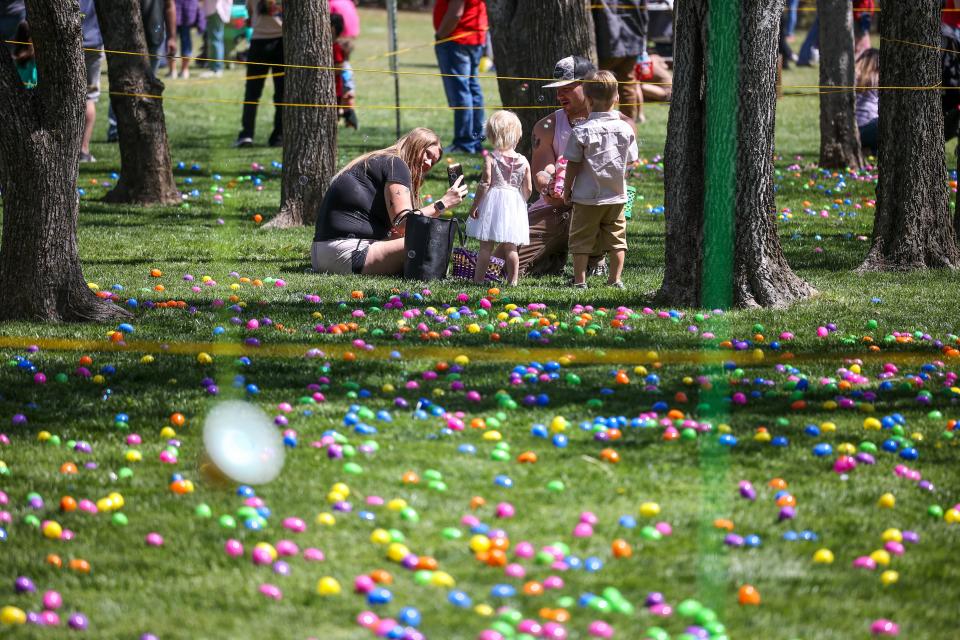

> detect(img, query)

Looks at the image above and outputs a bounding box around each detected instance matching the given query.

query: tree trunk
[858,0,960,271]
[0,0,130,322]
[94,0,179,205]
[487,0,595,159]
[264,0,337,229]
[817,0,862,169]
[654,0,816,309]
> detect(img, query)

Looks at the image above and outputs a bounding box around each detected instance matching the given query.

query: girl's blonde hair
[485,110,522,151]
[337,127,441,205]
[855,48,879,93]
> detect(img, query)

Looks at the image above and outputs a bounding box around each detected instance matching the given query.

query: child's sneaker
[608,281,625,290]
[572,282,588,290]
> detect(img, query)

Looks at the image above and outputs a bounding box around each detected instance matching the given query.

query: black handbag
[396,210,462,281]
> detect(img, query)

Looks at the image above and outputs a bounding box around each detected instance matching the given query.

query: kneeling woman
[311,128,468,275]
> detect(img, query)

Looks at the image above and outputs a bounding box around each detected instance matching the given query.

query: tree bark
[264,0,337,228]
[859,0,960,271]
[817,0,862,169]
[0,0,130,322]
[94,0,180,205]
[654,0,816,309]
[487,0,595,159]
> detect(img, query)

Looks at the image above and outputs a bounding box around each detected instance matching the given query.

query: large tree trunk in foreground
[818,0,862,169]
[859,0,960,271]
[95,0,179,205]
[654,0,815,308]
[0,0,130,322]
[265,0,337,228]
[488,0,595,159]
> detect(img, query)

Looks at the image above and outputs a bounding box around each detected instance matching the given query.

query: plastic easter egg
[317,576,342,595]
[812,548,834,564]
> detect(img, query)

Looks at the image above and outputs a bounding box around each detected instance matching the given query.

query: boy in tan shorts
[561,70,638,289]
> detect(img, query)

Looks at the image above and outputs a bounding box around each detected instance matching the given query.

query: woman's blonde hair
[337,127,441,205]
[485,110,522,151]
[855,48,879,92]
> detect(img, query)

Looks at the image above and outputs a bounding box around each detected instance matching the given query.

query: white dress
[467,152,531,245]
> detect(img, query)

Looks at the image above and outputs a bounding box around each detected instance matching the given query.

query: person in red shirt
[433,0,488,154]
[853,0,873,56]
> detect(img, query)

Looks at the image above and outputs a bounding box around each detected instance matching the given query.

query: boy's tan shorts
[569,202,627,254]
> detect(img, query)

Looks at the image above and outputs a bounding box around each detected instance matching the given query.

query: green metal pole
[701,0,739,309]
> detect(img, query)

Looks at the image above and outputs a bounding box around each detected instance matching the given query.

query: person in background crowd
[943,0,960,140]
[172,0,205,79]
[79,0,103,163]
[785,0,800,41]
[1,0,25,53]
[201,0,231,77]
[853,0,873,56]
[433,0,488,155]
[234,0,283,148]
[332,13,358,129]
[106,0,176,142]
[12,20,34,88]
[854,48,878,156]
[329,0,360,39]
[593,0,648,125]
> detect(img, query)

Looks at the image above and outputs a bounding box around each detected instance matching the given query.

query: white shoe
[167,69,179,79]
[180,68,190,79]
[199,69,223,78]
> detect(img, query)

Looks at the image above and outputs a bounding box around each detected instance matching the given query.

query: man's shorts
[84,49,103,102]
[311,238,374,275]
[569,202,627,254]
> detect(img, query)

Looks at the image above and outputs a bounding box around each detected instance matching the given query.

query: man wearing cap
[499,55,634,277]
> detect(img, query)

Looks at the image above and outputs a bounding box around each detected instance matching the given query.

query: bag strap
[392,208,422,228]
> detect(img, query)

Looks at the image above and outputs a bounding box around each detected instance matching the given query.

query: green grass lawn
[1,10,959,639]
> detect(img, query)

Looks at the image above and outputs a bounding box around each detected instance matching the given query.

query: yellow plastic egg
[42,520,63,540]
[382,383,395,393]
[370,529,391,545]
[327,491,346,504]
[639,502,661,517]
[634,366,649,375]
[159,427,176,439]
[837,442,856,455]
[822,400,838,411]
[140,355,155,364]
[125,449,142,463]
[870,549,891,566]
[863,417,882,430]
[878,493,895,509]
[92,375,105,384]
[197,352,213,364]
[331,482,349,496]
[454,355,469,366]
[880,570,899,586]
[820,422,837,433]
[387,543,410,562]
[881,528,903,543]
[469,535,491,553]
[718,424,732,434]
[37,431,51,442]
[482,430,502,442]
[945,508,960,523]
[317,576,341,595]
[812,548,834,564]
[754,431,771,443]
[387,499,407,512]
[430,571,455,587]
[316,512,336,526]
[550,416,568,433]
[474,603,494,616]
[0,606,27,625]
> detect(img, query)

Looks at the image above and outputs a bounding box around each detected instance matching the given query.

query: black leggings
[240,37,284,140]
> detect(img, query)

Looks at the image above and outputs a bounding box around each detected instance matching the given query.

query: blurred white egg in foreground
[203,401,284,485]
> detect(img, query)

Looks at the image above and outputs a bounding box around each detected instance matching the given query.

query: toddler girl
[467,110,531,285]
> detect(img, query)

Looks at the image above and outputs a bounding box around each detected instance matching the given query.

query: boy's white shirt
[563,111,638,205]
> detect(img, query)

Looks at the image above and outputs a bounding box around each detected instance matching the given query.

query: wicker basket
[451,247,505,282]
[624,185,637,220]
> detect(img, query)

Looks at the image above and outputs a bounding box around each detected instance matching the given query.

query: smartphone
[447,163,463,187]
